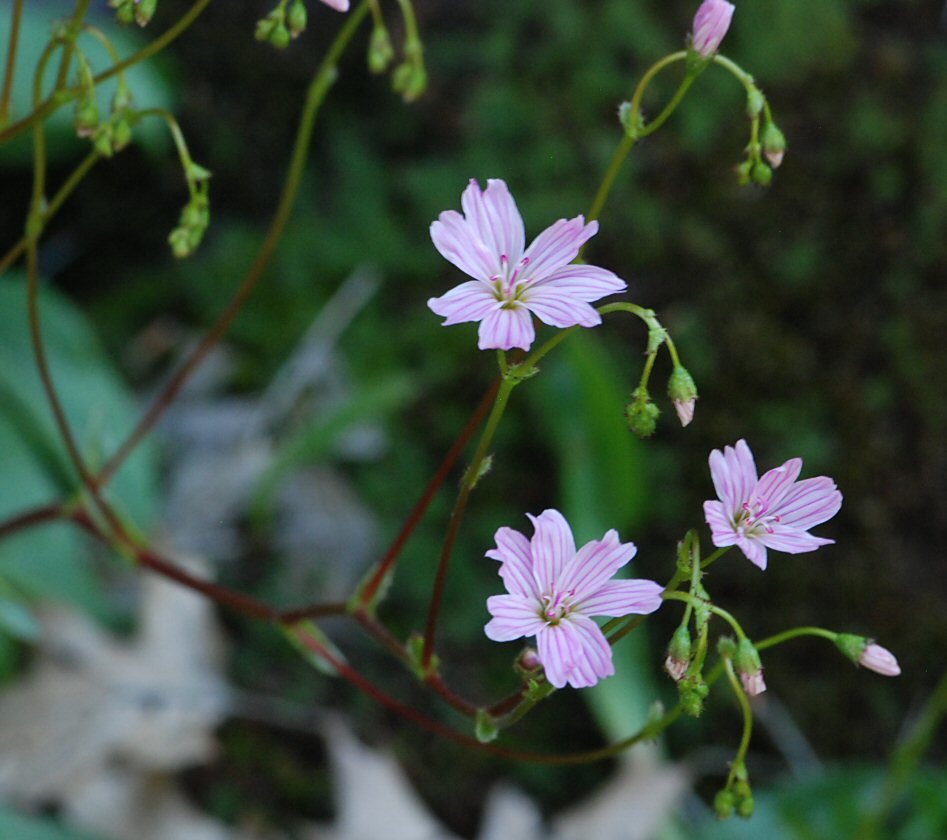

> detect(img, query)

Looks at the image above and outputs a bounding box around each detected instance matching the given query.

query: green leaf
[0,595,39,641]
[0,277,158,616]
[0,0,175,166]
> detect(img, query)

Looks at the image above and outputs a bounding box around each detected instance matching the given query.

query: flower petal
[736,536,767,570]
[484,595,545,642]
[523,288,602,328]
[773,476,843,530]
[756,458,803,507]
[527,509,576,594]
[486,526,537,599]
[477,306,535,351]
[758,527,834,554]
[530,264,627,301]
[427,280,498,325]
[521,217,598,282]
[709,439,758,512]
[536,623,582,688]
[704,500,739,547]
[568,615,616,687]
[577,579,664,618]
[557,529,636,601]
[431,210,498,280]
[460,179,525,266]
[320,0,350,9]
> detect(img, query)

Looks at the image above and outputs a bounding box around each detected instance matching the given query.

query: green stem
[0,151,99,278]
[53,0,92,91]
[0,0,24,126]
[701,545,730,569]
[421,376,517,668]
[97,0,372,487]
[662,590,748,641]
[585,51,688,225]
[755,626,837,651]
[723,655,754,788]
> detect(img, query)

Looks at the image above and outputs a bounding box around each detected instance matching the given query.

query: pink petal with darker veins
[773,477,843,530]
[557,529,636,600]
[521,217,599,281]
[486,526,538,599]
[431,211,498,280]
[524,289,601,328]
[532,264,627,300]
[460,179,525,265]
[527,510,577,593]
[477,307,535,351]
[577,579,664,618]
[427,281,498,325]
[484,595,546,642]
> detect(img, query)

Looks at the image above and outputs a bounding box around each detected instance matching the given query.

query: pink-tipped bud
[859,643,901,677]
[740,669,767,697]
[691,0,736,58]
[665,654,689,683]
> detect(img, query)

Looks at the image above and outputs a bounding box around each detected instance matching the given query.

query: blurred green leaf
[0,276,158,616]
[0,0,174,166]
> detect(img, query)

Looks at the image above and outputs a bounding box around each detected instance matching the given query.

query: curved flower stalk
[428,179,627,351]
[484,510,663,689]
[703,440,843,570]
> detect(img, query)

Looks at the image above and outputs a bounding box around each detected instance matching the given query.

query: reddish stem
[358,378,500,607]
[0,502,64,540]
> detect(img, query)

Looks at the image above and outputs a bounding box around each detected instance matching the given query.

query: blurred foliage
[1,0,945,835]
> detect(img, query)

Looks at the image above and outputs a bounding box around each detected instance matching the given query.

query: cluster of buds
[255,0,309,50]
[110,0,157,27]
[714,761,755,820]
[625,386,660,439]
[168,170,210,259]
[87,83,137,158]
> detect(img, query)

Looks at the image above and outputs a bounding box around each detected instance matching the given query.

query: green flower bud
[392,61,427,103]
[665,625,692,682]
[111,84,133,114]
[135,0,157,26]
[751,161,773,187]
[762,121,787,168]
[834,632,867,664]
[368,26,395,74]
[74,100,99,138]
[93,126,114,158]
[667,365,698,427]
[270,22,292,50]
[255,17,277,42]
[714,789,736,819]
[737,796,755,819]
[116,4,135,25]
[746,87,765,118]
[168,227,191,259]
[287,0,307,38]
[112,119,133,151]
[735,159,753,187]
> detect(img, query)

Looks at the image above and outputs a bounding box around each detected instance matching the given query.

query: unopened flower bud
[392,61,427,103]
[735,159,753,187]
[737,795,755,818]
[665,625,692,682]
[74,99,99,138]
[270,22,292,50]
[135,0,157,27]
[746,87,765,119]
[514,648,543,676]
[368,26,395,74]
[735,638,766,697]
[93,125,114,158]
[690,0,735,58]
[713,789,735,819]
[255,16,278,42]
[858,641,901,676]
[287,0,308,38]
[667,365,698,427]
[762,121,787,168]
[751,160,773,187]
[116,3,135,25]
[112,118,133,152]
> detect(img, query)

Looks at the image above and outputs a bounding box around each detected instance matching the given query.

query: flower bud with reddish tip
[762,121,787,168]
[665,625,692,682]
[736,638,766,697]
[860,643,901,677]
[691,0,736,58]
[668,366,698,427]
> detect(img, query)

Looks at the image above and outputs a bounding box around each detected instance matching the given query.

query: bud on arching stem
[667,365,698,427]
[625,387,660,439]
[762,120,787,168]
[665,624,692,682]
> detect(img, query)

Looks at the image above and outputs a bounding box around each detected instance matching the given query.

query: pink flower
[428,179,627,351]
[319,0,349,10]
[691,0,735,58]
[703,439,843,570]
[484,510,663,689]
[859,643,901,677]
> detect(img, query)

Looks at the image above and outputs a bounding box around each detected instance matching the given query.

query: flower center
[735,497,781,535]
[540,589,575,624]
[490,254,532,302]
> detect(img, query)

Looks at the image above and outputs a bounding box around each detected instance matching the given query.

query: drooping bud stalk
[667,365,698,427]
[368,26,396,74]
[690,0,736,58]
[735,638,766,697]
